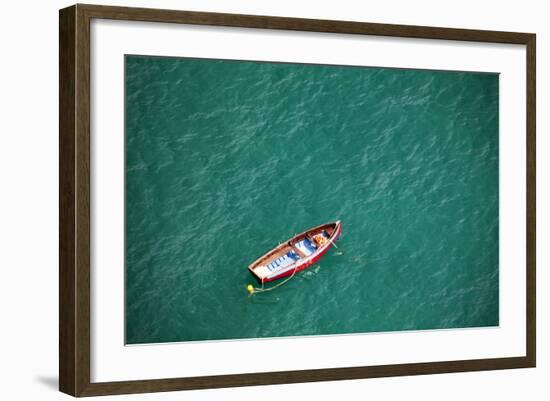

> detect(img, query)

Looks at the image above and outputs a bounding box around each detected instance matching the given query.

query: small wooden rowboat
[248,221,342,283]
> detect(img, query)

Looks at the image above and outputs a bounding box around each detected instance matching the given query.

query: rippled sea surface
[125,55,499,344]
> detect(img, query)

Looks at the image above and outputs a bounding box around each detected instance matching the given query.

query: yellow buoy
[247,284,254,294]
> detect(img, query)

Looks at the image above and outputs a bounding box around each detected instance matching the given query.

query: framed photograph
[59,4,536,397]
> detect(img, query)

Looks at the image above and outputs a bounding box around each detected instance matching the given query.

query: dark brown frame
[59,3,536,397]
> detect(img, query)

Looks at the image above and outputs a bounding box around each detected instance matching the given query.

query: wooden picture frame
[59,3,536,397]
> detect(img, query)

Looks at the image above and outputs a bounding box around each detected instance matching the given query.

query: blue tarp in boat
[295,238,317,256]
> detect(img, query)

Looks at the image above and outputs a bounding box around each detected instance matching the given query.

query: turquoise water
[125,55,499,344]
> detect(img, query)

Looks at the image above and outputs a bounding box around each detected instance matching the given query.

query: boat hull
[249,221,342,283]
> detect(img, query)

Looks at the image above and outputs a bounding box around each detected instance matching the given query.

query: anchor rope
[249,264,300,295]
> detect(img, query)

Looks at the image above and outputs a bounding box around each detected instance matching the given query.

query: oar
[326,234,344,255]
[327,235,339,248]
